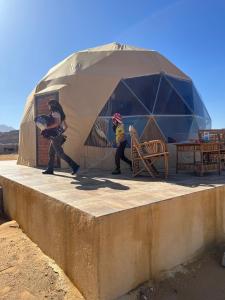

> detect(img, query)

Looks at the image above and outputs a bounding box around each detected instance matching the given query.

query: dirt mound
[0,221,84,300]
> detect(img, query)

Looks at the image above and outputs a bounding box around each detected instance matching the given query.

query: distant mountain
[0,130,19,144]
[0,124,15,132]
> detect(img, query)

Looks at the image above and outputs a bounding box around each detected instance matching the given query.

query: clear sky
[0,0,225,129]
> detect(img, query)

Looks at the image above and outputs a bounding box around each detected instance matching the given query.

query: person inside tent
[111,113,132,175]
[41,100,80,175]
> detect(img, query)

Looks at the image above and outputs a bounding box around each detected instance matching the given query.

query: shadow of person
[52,173,74,179]
[71,174,130,191]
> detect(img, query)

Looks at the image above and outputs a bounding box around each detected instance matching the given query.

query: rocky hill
[0,130,19,144]
[0,125,15,132]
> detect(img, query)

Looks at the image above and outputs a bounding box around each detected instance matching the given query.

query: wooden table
[176,142,221,176]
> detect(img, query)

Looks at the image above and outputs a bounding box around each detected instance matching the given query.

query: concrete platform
[1,161,225,299]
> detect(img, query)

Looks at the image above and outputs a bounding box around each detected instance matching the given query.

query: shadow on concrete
[164,171,225,189]
[71,174,130,191]
[79,169,225,189]
[52,167,225,190]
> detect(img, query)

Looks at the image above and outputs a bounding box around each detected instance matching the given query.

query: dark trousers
[115,140,132,170]
[47,135,79,171]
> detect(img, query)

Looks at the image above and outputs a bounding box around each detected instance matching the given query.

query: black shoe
[42,170,54,175]
[112,169,121,175]
[71,165,80,175]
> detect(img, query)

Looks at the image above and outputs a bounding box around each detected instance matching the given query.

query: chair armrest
[135,139,168,153]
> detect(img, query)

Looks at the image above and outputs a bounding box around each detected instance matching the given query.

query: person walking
[111,113,132,175]
[41,100,80,175]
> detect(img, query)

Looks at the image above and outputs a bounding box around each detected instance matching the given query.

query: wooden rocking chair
[129,125,169,178]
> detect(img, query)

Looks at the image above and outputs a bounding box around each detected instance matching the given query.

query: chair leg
[142,159,155,178]
[164,155,168,179]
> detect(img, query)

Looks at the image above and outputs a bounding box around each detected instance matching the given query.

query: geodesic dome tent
[18,42,211,170]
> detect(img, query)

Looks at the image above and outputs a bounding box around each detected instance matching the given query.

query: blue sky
[0,0,225,129]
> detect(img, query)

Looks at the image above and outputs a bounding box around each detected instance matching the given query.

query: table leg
[176,148,178,174]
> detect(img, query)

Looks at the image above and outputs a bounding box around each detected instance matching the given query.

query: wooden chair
[129,125,169,178]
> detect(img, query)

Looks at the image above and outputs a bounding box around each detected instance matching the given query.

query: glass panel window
[196,116,211,130]
[154,77,192,115]
[155,116,193,143]
[202,105,211,120]
[85,118,110,147]
[165,75,194,112]
[99,81,149,116]
[192,85,205,117]
[188,118,199,140]
[140,117,165,142]
[166,75,211,119]
[124,74,160,113]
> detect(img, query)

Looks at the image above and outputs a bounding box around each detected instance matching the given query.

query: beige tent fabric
[43,50,114,82]
[35,84,67,95]
[81,42,148,52]
[18,89,36,166]
[18,43,190,169]
[17,120,36,166]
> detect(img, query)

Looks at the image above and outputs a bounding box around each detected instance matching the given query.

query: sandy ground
[0,154,18,161]
[0,220,84,300]
[120,245,225,300]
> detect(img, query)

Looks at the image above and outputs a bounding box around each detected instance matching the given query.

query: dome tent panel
[79,48,189,80]
[124,74,161,113]
[155,116,194,143]
[153,76,192,115]
[192,85,210,118]
[202,105,211,121]
[85,118,111,147]
[43,50,115,81]
[187,117,200,140]
[195,116,211,130]
[187,116,211,142]
[99,81,149,116]
[140,117,166,142]
[165,75,194,112]
[164,75,211,119]
[155,52,190,80]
